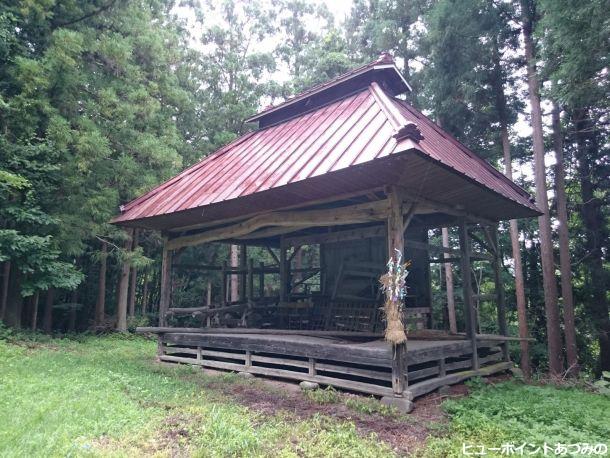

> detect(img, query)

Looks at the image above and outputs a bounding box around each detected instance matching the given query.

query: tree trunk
[572,108,610,372]
[116,231,133,332]
[520,1,564,376]
[31,291,39,331]
[128,229,139,318]
[490,35,532,378]
[0,261,10,322]
[552,105,579,375]
[43,288,54,333]
[5,268,23,328]
[95,242,108,328]
[441,227,457,334]
[501,126,532,379]
[68,288,78,333]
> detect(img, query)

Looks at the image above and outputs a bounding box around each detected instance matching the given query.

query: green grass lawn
[0,333,608,457]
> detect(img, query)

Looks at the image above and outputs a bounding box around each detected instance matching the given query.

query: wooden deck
[157,332,512,399]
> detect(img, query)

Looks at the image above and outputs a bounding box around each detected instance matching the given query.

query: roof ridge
[246,53,409,124]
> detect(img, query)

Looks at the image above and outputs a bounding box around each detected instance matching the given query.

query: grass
[0,333,390,457]
[305,386,400,418]
[422,380,610,457]
[1,332,608,457]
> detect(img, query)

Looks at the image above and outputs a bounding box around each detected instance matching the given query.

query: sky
[321,0,353,23]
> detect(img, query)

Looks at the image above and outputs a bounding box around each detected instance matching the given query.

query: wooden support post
[239,244,247,301]
[308,358,316,376]
[159,242,173,327]
[258,262,265,298]
[221,261,228,306]
[279,239,288,302]
[245,350,252,370]
[392,344,408,395]
[458,220,479,370]
[439,356,446,377]
[206,281,212,327]
[442,227,457,334]
[247,258,254,301]
[386,186,408,395]
[490,225,510,362]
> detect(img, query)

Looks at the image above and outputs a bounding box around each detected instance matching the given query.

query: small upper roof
[247,53,411,128]
[113,56,539,231]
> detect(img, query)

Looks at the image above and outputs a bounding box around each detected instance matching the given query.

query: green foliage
[592,371,610,396]
[424,381,610,457]
[344,396,398,418]
[304,385,341,404]
[0,335,392,457]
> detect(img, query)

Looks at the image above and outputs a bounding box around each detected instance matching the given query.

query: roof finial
[378,52,394,64]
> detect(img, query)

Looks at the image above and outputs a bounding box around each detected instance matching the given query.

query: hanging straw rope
[379,248,410,344]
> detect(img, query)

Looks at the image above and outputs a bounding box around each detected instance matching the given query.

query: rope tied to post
[380,248,410,345]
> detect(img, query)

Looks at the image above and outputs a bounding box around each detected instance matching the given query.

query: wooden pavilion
[114,54,540,411]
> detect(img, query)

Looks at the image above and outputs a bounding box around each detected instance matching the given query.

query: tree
[196,0,278,148]
[274,0,333,95]
[519,0,564,376]
[551,104,578,374]
[346,0,428,101]
[539,0,610,373]
[0,0,197,331]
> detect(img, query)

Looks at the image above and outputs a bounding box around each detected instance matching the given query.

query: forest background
[1,0,608,377]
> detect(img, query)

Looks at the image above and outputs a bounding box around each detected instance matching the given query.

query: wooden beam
[285,225,385,246]
[167,200,390,250]
[393,184,495,226]
[405,239,462,256]
[402,202,418,232]
[459,220,479,370]
[288,245,302,262]
[168,187,386,234]
[136,327,383,339]
[235,224,311,240]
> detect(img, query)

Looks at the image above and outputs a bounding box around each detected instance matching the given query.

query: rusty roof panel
[113,81,538,229]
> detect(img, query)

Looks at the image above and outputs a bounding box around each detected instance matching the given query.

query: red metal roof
[113,75,539,229]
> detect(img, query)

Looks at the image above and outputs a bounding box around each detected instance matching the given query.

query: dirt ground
[197,368,510,456]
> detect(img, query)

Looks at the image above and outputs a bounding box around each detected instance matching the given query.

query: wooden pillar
[279,239,288,302]
[386,186,408,395]
[221,261,228,305]
[247,258,254,301]
[458,220,479,370]
[258,261,265,298]
[442,227,457,334]
[239,244,247,300]
[159,241,173,327]
[230,245,239,302]
[489,225,510,362]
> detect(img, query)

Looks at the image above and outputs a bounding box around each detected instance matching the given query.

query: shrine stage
[141,329,512,399]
